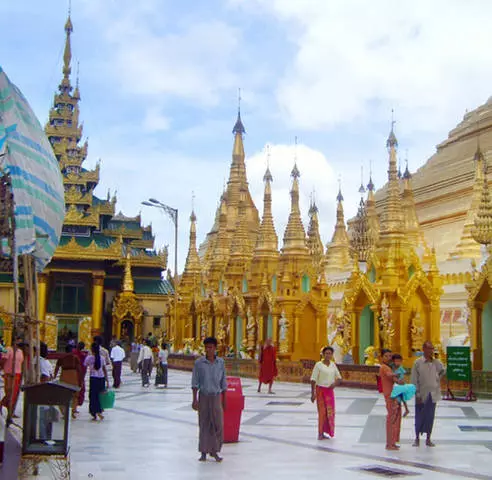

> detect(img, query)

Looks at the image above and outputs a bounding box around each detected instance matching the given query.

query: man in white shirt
[137,340,153,387]
[110,342,125,388]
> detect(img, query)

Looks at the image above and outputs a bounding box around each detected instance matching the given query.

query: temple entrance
[121,319,134,343]
[359,305,374,364]
[482,300,492,370]
[299,303,316,357]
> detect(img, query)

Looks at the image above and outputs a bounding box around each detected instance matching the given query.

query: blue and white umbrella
[0,66,64,273]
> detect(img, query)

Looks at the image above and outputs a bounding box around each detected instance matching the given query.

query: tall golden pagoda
[176,116,329,360]
[0,13,173,350]
[327,124,442,365]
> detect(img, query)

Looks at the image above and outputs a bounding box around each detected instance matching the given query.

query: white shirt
[111,345,125,362]
[39,357,53,379]
[158,349,169,365]
[138,345,153,363]
[310,361,342,387]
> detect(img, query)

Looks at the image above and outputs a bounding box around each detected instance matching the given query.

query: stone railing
[169,354,492,397]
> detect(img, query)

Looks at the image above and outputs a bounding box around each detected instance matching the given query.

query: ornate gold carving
[409,310,424,352]
[55,236,121,261]
[379,295,395,349]
[78,316,92,348]
[43,315,58,350]
[64,186,92,205]
[246,308,258,357]
[64,204,99,227]
[278,311,290,353]
[0,306,12,347]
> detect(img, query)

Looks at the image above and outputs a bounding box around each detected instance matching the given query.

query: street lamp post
[142,199,179,343]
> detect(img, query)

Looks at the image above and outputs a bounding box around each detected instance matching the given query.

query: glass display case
[21,382,79,456]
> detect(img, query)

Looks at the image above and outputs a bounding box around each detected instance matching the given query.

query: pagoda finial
[291,137,300,179]
[403,150,411,180]
[367,160,375,192]
[378,115,404,249]
[282,144,307,254]
[358,165,365,196]
[62,5,73,83]
[307,190,323,272]
[232,88,245,135]
[255,155,278,257]
[263,144,273,182]
[387,109,398,149]
[336,176,344,202]
[122,252,134,292]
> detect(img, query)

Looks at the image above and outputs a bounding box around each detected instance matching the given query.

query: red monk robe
[259,344,278,385]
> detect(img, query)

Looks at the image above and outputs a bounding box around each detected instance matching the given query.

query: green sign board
[446,346,472,382]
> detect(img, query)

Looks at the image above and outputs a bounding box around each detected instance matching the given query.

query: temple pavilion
[0,14,173,350]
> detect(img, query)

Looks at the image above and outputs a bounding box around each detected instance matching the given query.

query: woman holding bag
[84,342,109,421]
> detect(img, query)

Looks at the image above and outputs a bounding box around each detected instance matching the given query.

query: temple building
[0,14,173,350]
[325,126,442,366]
[176,112,330,361]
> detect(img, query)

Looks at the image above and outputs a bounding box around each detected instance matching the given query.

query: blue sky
[2,0,492,272]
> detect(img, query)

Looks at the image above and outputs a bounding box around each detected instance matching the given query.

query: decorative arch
[257,289,274,312]
[112,291,144,339]
[343,272,379,310]
[399,270,440,307]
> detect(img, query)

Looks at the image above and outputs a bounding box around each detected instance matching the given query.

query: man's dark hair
[93,335,103,346]
[203,337,218,347]
[40,342,48,358]
[392,353,402,361]
[381,348,392,356]
[322,346,334,355]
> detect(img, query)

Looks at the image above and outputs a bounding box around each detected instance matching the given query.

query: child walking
[390,354,416,417]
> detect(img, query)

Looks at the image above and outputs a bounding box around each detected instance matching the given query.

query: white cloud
[246,142,358,245]
[80,0,241,107]
[231,0,492,135]
[142,106,171,132]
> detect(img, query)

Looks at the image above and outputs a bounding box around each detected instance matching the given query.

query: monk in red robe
[258,338,278,394]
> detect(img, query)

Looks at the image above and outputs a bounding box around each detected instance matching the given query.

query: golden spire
[365,162,380,246]
[122,252,134,292]
[209,193,230,278]
[61,10,74,90]
[378,114,404,251]
[281,145,308,255]
[471,150,492,245]
[401,156,423,248]
[232,88,246,166]
[182,208,201,278]
[307,194,324,272]
[325,182,351,272]
[350,196,371,261]
[450,142,486,259]
[255,147,278,257]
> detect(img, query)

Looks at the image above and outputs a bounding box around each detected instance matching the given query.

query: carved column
[91,273,105,337]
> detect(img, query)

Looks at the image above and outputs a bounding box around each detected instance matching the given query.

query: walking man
[110,341,125,388]
[192,337,227,463]
[138,339,153,387]
[411,340,445,447]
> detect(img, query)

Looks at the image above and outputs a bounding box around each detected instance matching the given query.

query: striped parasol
[0,65,64,273]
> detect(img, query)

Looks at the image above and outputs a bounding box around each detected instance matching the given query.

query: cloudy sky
[2,0,492,272]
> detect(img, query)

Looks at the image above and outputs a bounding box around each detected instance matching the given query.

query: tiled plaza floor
[6,365,492,479]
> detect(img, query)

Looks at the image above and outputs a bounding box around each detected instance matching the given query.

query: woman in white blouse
[310,346,342,440]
